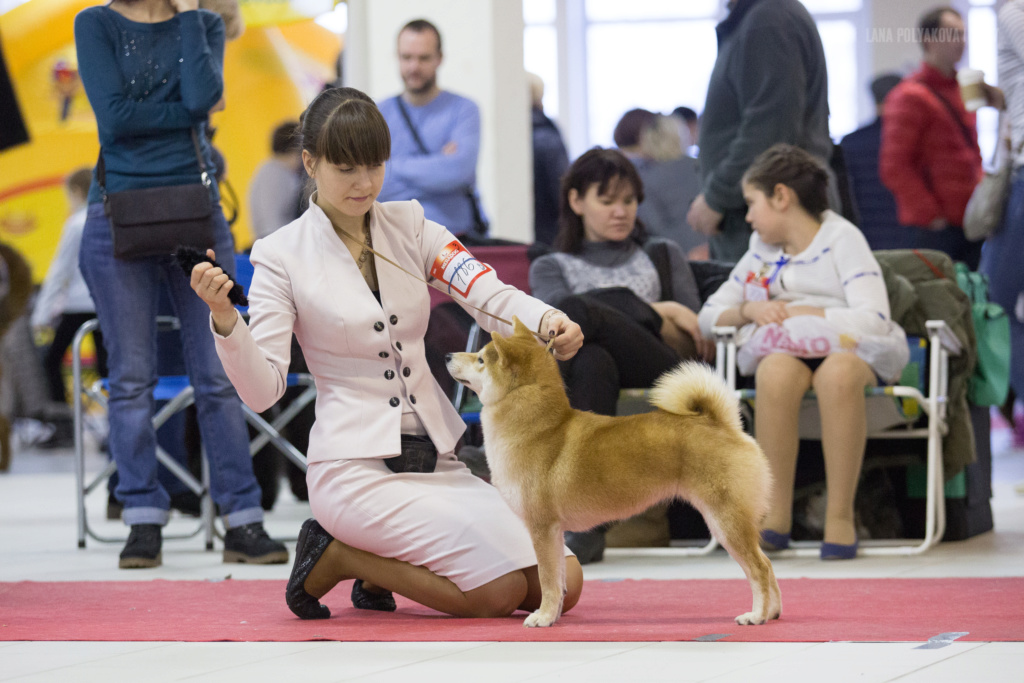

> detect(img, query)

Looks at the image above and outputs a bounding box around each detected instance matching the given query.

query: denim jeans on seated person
[80,203,263,528]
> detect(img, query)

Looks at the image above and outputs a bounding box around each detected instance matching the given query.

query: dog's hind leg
[523,521,566,628]
[702,510,782,625]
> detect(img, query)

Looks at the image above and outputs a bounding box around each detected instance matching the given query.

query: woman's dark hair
[612,108,656,148]
[299,87,390,172]
[742,144,830,219]
[554,147,646,253]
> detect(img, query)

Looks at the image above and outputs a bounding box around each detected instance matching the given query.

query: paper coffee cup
[958,68,986,111]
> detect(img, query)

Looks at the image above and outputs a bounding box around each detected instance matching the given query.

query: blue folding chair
[72,316,215,549]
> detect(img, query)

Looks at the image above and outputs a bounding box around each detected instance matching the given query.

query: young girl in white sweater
[699,144,905,560]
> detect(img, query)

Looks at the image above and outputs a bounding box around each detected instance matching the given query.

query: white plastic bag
[736,315,910,383]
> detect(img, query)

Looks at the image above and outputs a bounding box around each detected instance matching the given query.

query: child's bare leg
[813,353,877,546]
[754,354,813,535]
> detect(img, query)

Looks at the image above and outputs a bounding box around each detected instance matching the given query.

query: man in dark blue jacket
[840,73,913,251]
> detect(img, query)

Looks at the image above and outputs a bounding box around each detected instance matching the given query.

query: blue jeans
[80,203,262,528]
[981,167,1024,398]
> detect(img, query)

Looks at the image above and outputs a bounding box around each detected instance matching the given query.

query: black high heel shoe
[351,579,397,612]
[285,518,333,619]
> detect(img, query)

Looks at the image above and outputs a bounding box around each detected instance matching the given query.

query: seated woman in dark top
[530,146,711,415]
[528,147,712,561]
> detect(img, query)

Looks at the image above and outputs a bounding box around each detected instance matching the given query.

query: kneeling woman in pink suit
[190,87,585,619]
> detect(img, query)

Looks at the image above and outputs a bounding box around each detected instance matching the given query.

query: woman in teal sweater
[75,0,284,569]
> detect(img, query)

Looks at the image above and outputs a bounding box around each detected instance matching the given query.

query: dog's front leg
[523,521,565,628]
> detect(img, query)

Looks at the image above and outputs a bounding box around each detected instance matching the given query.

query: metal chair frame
[73,316,215,548]
[72,315,315,549]
[712,320,961,556]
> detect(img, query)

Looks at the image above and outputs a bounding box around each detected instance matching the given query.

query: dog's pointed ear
[489,331,511,364]
[511,316,533,340]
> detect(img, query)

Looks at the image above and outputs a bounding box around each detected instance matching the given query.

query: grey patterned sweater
[528,238,702,312]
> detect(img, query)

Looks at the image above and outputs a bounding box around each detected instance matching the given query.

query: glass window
[585,0,720,22]
[817,20,859,138]
[586,20,718,147]
[524,0,557,25]
[525,25,560,118]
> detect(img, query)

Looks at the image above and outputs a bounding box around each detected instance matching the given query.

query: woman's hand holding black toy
[175,246,248,307]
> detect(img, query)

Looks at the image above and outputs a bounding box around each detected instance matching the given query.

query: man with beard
[377,19,487,238]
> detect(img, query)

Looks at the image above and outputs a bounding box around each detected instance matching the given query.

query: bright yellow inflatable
[0,0,341,281]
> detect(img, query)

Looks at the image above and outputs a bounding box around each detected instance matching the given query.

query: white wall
[345,0,532,242]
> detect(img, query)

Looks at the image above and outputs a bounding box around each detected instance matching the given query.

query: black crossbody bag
[98,127,217,260]
[393,97,489,237]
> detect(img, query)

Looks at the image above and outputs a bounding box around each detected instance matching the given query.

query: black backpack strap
[644,240,673,301]
[394,96,430,155]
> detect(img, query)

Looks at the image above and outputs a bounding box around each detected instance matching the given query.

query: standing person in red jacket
[880,6,1003,270]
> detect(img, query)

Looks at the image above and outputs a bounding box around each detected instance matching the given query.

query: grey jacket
[699,0,832,216]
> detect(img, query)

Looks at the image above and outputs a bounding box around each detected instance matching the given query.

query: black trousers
[557,293,693,416]
[43,312,107,404]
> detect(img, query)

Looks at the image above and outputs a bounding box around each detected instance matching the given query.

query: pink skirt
[307,455,571,592]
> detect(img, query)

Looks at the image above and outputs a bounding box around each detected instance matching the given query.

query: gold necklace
[356,221,372,268]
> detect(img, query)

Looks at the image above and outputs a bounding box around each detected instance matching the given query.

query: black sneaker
[119,524,162,569]
[223,522,289,564]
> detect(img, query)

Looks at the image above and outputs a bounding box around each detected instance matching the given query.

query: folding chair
[72,316,215,549]
[712,320,962,556]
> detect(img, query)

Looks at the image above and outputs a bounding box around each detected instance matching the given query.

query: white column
[344,0,531,242]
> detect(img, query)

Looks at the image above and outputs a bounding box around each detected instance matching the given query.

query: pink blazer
[213,199,550,463]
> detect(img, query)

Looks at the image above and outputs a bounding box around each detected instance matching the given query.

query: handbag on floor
[98,128,217,260]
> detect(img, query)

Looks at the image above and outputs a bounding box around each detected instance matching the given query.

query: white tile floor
[1,425,1023,682]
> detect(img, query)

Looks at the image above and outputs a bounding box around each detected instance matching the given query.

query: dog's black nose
[444,353,453,363]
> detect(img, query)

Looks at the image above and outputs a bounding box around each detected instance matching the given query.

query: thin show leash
[333,224,558,350]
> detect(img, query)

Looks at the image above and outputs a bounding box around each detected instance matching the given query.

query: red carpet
[1,578,1021,643]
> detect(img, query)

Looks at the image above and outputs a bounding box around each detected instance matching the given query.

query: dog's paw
[523,609,560,628]
[734,611,769,626]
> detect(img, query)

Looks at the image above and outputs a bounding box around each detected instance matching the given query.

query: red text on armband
[430,240,493,298]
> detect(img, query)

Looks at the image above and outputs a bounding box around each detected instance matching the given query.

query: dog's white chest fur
[480,417,528,517]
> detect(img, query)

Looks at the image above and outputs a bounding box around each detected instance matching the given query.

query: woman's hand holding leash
[190,249,238,337]
[540,310,583,361]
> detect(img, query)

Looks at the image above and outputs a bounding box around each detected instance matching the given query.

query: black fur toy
[174,246,249,307]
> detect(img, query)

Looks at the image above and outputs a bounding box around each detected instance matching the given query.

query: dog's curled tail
[648,362,742,430]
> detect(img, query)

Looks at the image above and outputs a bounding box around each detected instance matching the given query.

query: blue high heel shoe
[820,538,859,560]
[759,529,791,551]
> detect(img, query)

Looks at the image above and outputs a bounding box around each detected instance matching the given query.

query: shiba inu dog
[446,318,781,628]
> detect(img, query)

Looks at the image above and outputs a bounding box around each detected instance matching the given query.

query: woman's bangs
[318,102,391,168]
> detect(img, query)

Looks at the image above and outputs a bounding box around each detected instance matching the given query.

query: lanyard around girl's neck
[767,254,790,285]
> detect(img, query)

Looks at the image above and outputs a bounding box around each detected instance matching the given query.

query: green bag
[955,263,1011,406]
